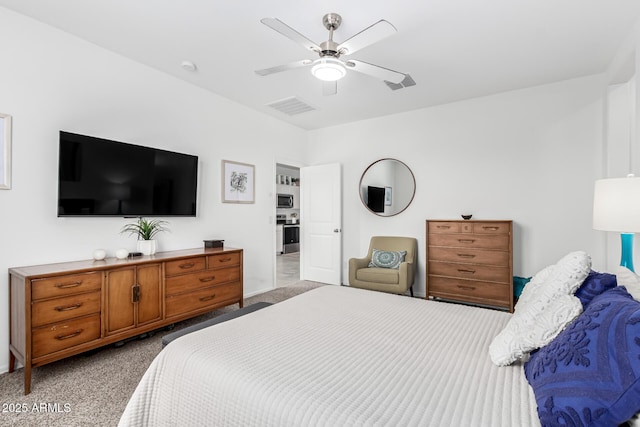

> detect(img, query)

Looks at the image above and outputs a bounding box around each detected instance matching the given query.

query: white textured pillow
[489,251,591,366]
[489,294,583,366]
[614,266,640,301]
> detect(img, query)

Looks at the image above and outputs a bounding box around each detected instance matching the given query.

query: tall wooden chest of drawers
[426,220,513,312]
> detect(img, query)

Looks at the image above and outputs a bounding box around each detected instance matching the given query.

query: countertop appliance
[276,214,300,253]
[277,193,294,208]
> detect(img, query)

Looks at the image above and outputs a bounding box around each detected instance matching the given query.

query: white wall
[0,8,307,372]
[308,74,607,292]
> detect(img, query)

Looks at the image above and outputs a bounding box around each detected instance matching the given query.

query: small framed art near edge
[0,113,12,190]
[222,160,255,203]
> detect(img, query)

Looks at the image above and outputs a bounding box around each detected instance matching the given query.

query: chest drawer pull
[54,303,82,312]
[179,263,195,269]
[483,226,499,231]
[55,281,82,289]
[199,293,216,302]
[55,329,83,340]
[457,269,476,274]
[217,257,232,263]
[199,276,216,283]
[436,225,451,229]
[458,239,475,244]
[457,285,476,291]
[457,253,476,258]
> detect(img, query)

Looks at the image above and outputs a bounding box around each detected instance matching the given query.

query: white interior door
[301,163,342,285]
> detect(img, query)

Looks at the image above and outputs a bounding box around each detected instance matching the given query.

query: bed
[119,285,540,426]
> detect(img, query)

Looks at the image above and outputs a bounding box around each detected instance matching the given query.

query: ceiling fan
[255,13,408,96]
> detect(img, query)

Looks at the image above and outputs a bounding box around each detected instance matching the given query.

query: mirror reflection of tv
[58,131,198,217]
[367,186,385,213]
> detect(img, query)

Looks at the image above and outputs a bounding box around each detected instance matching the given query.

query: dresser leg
[24,364,31,395]
[9,351,15,373]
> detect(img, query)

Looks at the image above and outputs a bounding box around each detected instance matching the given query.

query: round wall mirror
[359,158,416,216]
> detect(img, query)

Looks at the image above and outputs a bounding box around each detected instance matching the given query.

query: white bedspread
[119,286,539,426]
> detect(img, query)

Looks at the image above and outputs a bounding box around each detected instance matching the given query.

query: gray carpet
[0,281,325,427]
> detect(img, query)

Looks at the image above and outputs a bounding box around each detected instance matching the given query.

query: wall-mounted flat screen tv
[58,131,198,217]
[367,185,385,213]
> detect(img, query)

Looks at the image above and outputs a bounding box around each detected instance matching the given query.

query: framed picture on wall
[222,160,255,203]
[385,186,392,206]
[0,113,12,190]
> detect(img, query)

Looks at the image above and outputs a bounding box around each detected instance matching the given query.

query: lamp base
[620,233,635,272]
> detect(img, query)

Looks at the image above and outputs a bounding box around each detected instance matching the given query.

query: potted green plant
[121,218,169,255]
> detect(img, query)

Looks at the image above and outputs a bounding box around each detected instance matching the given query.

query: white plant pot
[137,239,157,255]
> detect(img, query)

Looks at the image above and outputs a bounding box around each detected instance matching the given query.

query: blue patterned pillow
[524,287,640,426]
[574,270,617,308]
[368,249,407,269]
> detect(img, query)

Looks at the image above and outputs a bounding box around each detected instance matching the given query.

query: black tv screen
[58,131,198,217]
[367,186,385,213]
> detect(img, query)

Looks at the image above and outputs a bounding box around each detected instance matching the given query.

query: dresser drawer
[428,276,510,306]
[428,233,509,250]
[208,252,241,269]
[428,222,462,233]
[429,261,510,283]
[32,291,101,328]
[473,222,510,234]
[32,314,101,359]
[428,246,509,266]
[32,272,101,301]
[165,267,240,296]
[165,257,206,277]
[165,282,241,318]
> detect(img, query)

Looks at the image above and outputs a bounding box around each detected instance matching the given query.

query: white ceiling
[2,0,640,130]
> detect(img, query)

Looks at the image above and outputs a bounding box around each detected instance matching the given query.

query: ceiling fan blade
[337,20,397,56]
[255,59,313,76]
[261,18,321,53]
[345,59,405,84]
[322,81,337,96]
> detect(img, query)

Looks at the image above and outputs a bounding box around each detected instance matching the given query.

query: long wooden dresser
[9,247,243,394]
[426,220,513,312]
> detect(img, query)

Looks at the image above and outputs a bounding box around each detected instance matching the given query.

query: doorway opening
[275,163,301,287]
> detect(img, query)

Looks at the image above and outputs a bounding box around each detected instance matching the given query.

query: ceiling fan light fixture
[311,57,346,81]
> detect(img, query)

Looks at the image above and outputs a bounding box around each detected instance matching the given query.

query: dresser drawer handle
[55,281,83,289]
[457,254,476,258]
[457,285,476,291]
[217,257,232,263]
[458,239,475,244]
[199,294,216,302]
[179,263,195,269]
[483,226,499,231]
[457,269,476,274]
[55,329,83,340]
[54,303,83,312]
[199,276,216,283]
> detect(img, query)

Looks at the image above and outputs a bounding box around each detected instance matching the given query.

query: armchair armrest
[349,257,370,285]
[399,261,415,291]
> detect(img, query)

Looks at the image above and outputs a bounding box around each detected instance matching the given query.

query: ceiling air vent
[384,74,416,91]
[267,97,316,116]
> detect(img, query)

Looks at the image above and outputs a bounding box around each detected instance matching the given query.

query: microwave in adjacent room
[277,193,294,208]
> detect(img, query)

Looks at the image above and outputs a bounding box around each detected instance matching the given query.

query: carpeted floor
[0,281,325,427]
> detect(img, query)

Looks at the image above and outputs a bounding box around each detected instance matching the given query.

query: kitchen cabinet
[276,224,283,254]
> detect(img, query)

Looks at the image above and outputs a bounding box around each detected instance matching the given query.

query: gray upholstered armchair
[349,236,417,296]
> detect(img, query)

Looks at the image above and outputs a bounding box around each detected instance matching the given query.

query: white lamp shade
[593,177,640,232]
[311,58,346,82]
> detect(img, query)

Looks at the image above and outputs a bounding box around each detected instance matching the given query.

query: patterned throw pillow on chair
[368,249,407,269]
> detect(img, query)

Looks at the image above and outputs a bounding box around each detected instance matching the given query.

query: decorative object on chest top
[120,218,169,256]
[593,175,640,272]
[426,219,513,311]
